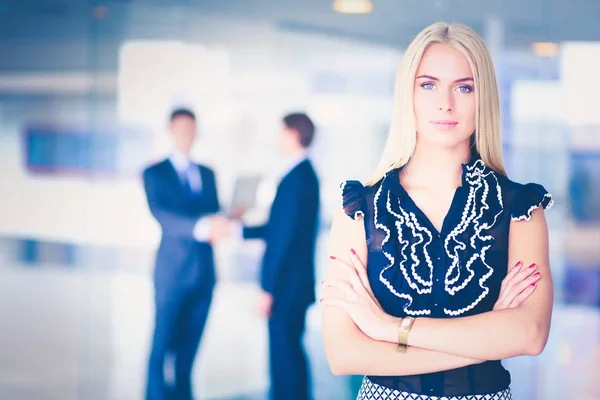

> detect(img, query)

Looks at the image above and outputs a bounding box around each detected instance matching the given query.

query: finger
[493,299,505,311]
[499,261,523,294]
[502,272,542,307]
[502,263,538,300]
[513,271,542,294]
[515,263,538,282]
[329,256,366,294]
[493,291,510,310]
[348,250,374,297]
[322,280,357,299]
[507,282,537,308]
[498,262,536,303]
[319,297,353,313]
[502,261,523,285]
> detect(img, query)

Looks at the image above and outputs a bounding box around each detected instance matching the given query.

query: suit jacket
[244,159,320,309]
[143,159,220,297]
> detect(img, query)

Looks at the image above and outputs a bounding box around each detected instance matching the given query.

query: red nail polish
[530,283,536,288]
[513,261,522,269]
[319,299,323,303]
[533,272,541,277]
[350,249,356,255]
[529,263,536,268]
[329,256,336,260]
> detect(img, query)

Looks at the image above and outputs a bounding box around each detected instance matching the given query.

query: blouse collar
[381,152,489,201]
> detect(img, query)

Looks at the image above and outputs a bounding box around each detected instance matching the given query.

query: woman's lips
[431,120,459,129]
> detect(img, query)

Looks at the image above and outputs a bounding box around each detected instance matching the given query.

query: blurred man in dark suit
[143,108,228,400]
[237,113,320,400]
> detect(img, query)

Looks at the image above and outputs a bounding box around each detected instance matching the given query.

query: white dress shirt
[169,151,202,192]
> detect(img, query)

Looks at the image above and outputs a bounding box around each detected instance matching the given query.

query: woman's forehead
[417,43,473,79]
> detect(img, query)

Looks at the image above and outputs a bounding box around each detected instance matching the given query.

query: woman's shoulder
[339,179,382,221]
[497,175,554,222]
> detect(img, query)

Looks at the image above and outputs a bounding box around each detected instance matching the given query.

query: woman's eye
[421,82,435,90]
[457,85,473,93]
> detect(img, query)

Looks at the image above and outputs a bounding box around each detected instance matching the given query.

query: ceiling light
[332,0,373,14]
[532,42,559,57]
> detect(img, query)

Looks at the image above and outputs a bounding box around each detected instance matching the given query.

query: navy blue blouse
[340,156,553,397]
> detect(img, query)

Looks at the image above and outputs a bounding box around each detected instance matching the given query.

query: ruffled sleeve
[511,183,554,222]
[340,180,366,221]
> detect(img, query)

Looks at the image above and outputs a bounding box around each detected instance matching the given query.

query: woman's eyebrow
[415,75,474,83]
[416,74,439,81]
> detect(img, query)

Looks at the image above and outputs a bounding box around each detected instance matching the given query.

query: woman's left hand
[321,250,399,343]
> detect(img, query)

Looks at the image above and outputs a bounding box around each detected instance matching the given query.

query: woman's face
[413,43,476,150]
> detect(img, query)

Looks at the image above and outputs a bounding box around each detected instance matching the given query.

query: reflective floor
[0,256,599,400]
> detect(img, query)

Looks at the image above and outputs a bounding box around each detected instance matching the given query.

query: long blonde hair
[366,22,506,185]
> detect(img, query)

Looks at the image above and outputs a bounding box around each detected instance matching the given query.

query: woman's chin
[418,132,472,150]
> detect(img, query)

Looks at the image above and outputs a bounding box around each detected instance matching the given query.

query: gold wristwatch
[396,317,415,353]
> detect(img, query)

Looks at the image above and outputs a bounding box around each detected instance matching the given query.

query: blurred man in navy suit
[237,113,320,400]
[143,108,228,400]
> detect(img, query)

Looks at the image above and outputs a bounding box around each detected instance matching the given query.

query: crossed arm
[321,207,553,376]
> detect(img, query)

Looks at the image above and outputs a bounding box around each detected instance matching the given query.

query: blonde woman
[321,22,553,399]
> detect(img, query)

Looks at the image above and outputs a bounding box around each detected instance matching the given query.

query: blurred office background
[0,0,599,399]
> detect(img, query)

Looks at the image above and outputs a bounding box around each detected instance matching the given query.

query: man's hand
[257,290,273,318]
[208,216,232,243]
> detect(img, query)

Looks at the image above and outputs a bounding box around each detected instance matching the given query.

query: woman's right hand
[493,261,542,310]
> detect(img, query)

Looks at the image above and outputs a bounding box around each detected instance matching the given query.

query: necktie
[181,164,201,199]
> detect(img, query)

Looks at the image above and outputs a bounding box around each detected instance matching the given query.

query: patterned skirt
[357,377,512,400]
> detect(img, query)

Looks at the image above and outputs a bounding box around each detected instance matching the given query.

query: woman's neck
[401,142,472,189]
